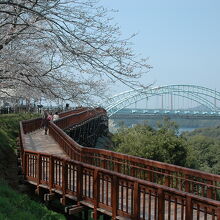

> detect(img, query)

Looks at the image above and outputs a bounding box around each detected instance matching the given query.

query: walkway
[19,108,220,220]
[22,129,214,220]
[23,129,69,158]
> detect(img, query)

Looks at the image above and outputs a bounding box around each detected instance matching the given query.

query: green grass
[0,113,40,150]
[0,113,40,180]
[0,180,65,220]
[0,113,66,219]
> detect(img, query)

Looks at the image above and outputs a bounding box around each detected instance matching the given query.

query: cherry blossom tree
[0,0,151,104]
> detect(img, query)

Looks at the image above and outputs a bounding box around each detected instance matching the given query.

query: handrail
[54,107,106,130]
[20,107,220,202]
[54,109,220,199]
[21,107,92,134]
[58,107,91,118]
[21,150,220,220]
[49,121,83,161]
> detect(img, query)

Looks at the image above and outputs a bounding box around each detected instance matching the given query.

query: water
[178,127,196,134]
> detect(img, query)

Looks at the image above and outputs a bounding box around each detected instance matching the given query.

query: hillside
[0,113,39,183]
[0,180,65,220]
[0,113,66,219]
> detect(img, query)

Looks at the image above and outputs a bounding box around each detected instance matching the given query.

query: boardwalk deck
[19,109,220,220]
[23,129,69,158]
[22,129,215,220]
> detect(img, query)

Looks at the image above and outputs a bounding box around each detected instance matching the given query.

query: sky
[101,0,220,95]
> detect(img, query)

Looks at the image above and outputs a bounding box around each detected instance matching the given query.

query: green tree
[113,120,187,166]
[184,134,220,174]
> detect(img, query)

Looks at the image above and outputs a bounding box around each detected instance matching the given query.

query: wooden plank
[23,129,69,158]
[93,169,100,220]
[65,205,84,215]
[44,193,56,201]
[112,175,119,220]
[185,195,193,220]
[158,188,165,220]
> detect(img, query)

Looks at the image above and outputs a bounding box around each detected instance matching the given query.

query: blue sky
[102,0,220,95]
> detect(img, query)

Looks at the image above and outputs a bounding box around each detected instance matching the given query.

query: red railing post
[112,175,119,220]
[36,153,42,195]
[148,166,153,182]
[185,175,190,193]
[216,207,220,220]
[114,162,120,173]
[207,180,213,199]
[185,195,193,220]
[79,150,82,162]
[61,160,68,205]
[22,151,26,177]
[49,155,54,192]
[37,154,41,185]
[130,163,135,177]
[101,156,107,169]
[158,188,165,220]
[93,169,100,220]
[165,170,171,187]
[133,182,140,219]
[77,164,83,201]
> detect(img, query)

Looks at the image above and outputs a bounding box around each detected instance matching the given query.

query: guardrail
[20,107,220,219]
[20,107,220,200]
[81,148,220,201]
[54,107,106,130]
[21,150,220,220]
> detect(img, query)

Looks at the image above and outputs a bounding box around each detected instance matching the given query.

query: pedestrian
[41,110,48,127]
[53,112,59,121]
[44,112,52,135]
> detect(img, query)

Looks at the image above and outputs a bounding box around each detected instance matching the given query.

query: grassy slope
[0,180,65,220]
[0,113,39,181]
[0,113,65,219]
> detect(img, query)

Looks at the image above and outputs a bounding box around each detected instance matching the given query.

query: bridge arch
[102,85,220,117]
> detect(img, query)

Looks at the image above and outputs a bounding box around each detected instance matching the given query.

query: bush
[113,121,188,166]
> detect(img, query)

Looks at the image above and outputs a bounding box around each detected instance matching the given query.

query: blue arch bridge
[101,85,220,120]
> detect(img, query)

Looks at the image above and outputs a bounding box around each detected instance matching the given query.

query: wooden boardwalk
[23,129,69,158]
[19,108,220,220]
[22,129,215,220]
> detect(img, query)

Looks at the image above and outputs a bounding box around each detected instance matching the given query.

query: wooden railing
[21,107,88,134]
[21,150,220,220]
[54,107,106,130]
[22,117,43,134]
[20,108,220,200]
[81,148,220,201]
[52,109,220,201]
[20,107,220,219]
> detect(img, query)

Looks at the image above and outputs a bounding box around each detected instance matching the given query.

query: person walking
[53,112,59,121]
[44,112,52,135]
